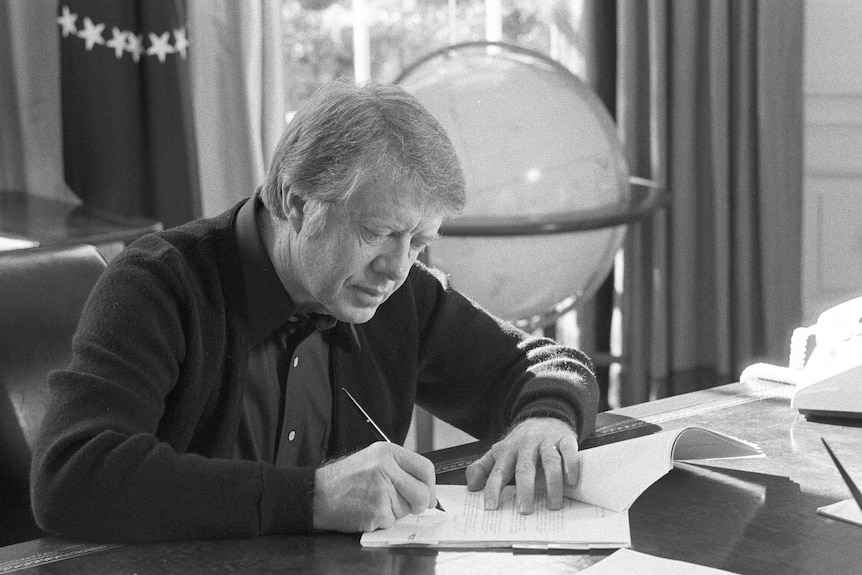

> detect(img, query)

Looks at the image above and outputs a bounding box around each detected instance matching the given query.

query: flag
[58,0,199,228]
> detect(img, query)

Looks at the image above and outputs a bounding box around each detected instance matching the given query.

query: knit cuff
[512,397,583,440]
[259,465,316,535]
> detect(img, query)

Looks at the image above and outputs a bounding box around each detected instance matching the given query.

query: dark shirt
[232,193,336,467]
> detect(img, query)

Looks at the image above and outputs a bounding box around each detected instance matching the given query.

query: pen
[822,438,862,512]
[342,387,445,513]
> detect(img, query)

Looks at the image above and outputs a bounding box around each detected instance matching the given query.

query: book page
[565,427,762,512]
[360,484,630,549]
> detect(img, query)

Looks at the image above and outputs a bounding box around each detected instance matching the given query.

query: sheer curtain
[0,1,74,202]
[187,0,285,217]
[611,0,805,405]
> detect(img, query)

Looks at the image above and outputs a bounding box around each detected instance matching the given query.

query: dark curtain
[577,1,618,411]
[578,0,804,405]
[59,0,200,227]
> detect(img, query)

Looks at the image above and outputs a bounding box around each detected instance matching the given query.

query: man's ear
[282,182,307,232]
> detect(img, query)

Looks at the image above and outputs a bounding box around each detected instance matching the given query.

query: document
[361,426,761,549]
[360,484,631,549]
[579,548,742,574]
[817,498,862,527]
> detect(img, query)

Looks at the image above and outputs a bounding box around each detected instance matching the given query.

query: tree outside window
[281,0,585,112]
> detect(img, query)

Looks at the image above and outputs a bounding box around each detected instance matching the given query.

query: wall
[803,0,862,323]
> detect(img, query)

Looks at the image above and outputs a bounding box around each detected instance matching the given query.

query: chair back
[0,244,106,545]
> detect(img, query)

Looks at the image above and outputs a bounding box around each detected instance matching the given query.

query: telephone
[740,296,862,419]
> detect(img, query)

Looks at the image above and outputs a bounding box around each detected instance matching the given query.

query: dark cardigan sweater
[30,200,599,543]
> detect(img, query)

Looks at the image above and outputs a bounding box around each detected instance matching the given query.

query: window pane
[281,0,586,111]
[282,0,354,110]
[367,0,485,83]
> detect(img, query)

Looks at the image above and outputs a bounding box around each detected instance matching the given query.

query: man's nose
[373,239,412,281]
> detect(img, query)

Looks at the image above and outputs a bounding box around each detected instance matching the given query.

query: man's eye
[410,239,429,253]
[362,228,385,242]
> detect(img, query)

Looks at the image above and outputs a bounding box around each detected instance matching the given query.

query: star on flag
[77,17,105,51]
[126,33,145,63]
[106,27,127,59]
[173,29,189,59]
[56,6,78,37]
[147,31,175,63]
[56,4,189,63]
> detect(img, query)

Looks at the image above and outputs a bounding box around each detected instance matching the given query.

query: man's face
[279,176,444,324]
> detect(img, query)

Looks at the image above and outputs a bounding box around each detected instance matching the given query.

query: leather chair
[0,244,107,546]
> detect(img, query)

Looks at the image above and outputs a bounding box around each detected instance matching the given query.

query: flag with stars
[58,0,199,228]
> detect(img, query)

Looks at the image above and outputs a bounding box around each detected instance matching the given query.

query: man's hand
[313,442,437,532]
[465,417,580,514]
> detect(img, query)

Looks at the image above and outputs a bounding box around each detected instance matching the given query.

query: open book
[360,426,761,549]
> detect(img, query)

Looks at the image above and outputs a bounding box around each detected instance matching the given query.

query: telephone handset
[740,296,862,419]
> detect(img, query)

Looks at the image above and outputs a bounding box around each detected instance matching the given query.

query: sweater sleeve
[411,264,599,443]
[30,241,313,542]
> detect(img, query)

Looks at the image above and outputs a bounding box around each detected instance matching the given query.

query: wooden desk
[1,379,860,574]
[0,191,161,249]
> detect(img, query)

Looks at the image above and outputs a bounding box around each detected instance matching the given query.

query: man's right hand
[312,442,438,532]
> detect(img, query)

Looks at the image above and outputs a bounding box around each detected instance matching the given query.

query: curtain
[612,0,805,405]
[186,0,284,217]
[58,0,200,228]
[0,1,282,228]
[0,1,74,201]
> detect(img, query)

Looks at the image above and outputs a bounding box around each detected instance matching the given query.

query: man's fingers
[389,446,436,515]
[466,450,495,491]
[559,434,580,486]
[540,443,564,509]
[388,479,421,519]
[515,444,539,514]
[482,452,514,510]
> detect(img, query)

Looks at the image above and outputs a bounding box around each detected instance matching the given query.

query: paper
[361,426,760,549]
[360,484,630,549]
[580,549,742,575]
[565,426,762,512]
[817,498,862,527]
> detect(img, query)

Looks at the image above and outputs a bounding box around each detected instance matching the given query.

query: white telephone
[740,296,862,419]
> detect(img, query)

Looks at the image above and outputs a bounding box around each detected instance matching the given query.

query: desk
[0,191,161,249]
[2,379,860,574]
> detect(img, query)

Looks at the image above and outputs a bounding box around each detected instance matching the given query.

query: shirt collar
[235,190,301,346]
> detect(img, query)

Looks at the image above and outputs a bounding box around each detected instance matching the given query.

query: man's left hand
[465,417,579,514]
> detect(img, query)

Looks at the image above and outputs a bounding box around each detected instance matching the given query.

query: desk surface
[2,379,860,574]
[0,191,161,248]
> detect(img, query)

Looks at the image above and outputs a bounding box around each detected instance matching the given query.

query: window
[281,0,586,112]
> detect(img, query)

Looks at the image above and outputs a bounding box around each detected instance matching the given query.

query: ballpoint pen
[342,387,446,513]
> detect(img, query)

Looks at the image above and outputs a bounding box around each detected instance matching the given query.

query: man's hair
[261,78,466,232]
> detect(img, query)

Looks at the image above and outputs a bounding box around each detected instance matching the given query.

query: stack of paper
[361,484,629,549]
[361,426,761,549]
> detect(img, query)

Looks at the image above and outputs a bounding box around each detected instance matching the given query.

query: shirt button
[288,430,296,441]
[293,357,299,368]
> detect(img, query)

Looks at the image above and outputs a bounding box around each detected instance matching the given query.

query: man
[31,79,598,542]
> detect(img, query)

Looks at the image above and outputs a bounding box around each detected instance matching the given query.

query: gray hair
[261,78,466,233]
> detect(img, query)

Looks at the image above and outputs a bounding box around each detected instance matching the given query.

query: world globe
[397,42,631,327]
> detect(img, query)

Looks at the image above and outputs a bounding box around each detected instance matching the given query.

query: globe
[397,42,630,326]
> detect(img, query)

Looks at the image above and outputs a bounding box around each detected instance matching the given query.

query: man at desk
[30,79,598,542]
